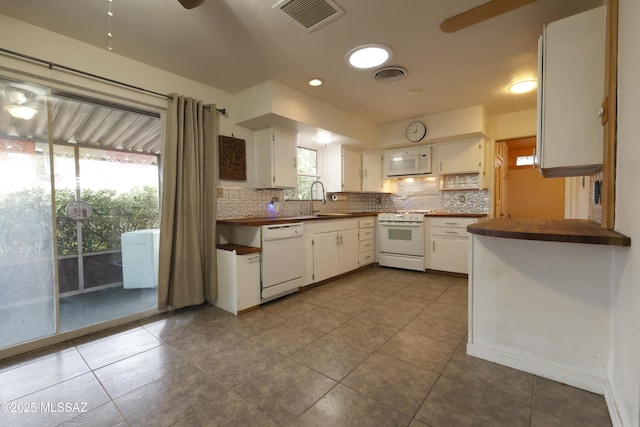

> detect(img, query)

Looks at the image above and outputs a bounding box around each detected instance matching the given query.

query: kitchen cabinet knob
[597,107,605,118]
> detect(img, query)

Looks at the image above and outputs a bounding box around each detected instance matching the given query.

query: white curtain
[158,95,217,310]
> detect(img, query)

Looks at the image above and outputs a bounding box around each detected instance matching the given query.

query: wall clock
[406,120,427,142]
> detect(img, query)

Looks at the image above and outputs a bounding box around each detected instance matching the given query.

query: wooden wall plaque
[219,135,246,181]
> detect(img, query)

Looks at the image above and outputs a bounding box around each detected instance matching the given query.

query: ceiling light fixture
[507,79,537,94]
[347,44,392,69]
[308,78,324,87]
[4,105,38,120]
[313,134,334,144]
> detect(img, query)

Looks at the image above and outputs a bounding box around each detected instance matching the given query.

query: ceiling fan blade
[440,0,540,33]
[178,0,205,9]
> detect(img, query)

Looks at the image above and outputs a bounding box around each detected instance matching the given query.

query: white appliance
[384,145,433,177]
[260,222,304,302]
[378,212,430,271]
[121,229,160,289]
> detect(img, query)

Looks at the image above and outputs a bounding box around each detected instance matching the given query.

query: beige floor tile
[415,374,531,427]
[59,401,127,427]
[403,311,467,345]
[217,309,285,338]
[0,373,110,427]
[233,359,336,425]
[342,352,439,416]
[93,344,192,399]
[250,322,323,356]
[329,318,399,352]
[75,327,161,370]
[378,330,457,374]
[166,325,245,364]
[196,339,283,388]
[0,347,89,402]
[292,383,410,427]
[531,377,612,427]
[173,391,279,427]
[114,364,225,426]
[294,305,355,333]
[291,334,371,381]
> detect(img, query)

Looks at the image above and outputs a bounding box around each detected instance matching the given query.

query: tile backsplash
[216,176,489,219]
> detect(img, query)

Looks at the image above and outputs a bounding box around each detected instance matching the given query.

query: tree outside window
[285,147,319,200]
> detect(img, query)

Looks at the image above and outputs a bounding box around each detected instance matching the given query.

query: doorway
[0,77,162,350]
[496,136,565,219]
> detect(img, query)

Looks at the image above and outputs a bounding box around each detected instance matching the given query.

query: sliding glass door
[0,82,56,348]
[0,77,162,351]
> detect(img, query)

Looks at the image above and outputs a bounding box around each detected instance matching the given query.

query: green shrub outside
[0,186,159,261]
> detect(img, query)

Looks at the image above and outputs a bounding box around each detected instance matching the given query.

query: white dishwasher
[261,222,304,302]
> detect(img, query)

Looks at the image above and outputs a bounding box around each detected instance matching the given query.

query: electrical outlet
[217,188,224,198]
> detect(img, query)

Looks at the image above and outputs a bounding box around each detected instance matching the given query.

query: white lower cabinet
[429,217,478,274]
[216,245,261,315]
[312,225,358,283]
[358,218,375,266]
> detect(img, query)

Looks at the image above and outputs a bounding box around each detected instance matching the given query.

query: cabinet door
[337,228,359,274]
[538,6,606,177]
[236,254,261,311]
[312,231,339,282]
[342,148,362,192]
[362,151,383,192]
[272,129,297,188]
[431,237,469,274]
[438,139,483,174]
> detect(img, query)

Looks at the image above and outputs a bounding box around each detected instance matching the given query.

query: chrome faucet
[309,180,326,215]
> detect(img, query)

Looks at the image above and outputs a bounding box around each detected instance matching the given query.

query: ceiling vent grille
[373,66,407,82]
[274,0,345,32]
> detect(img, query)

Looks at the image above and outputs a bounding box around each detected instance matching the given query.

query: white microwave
[384,145,433,177]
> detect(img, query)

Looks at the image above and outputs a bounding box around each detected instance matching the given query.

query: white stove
[377,211,428,271]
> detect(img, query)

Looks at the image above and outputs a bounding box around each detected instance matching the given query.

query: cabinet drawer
[359,239,374,253]
[359,228,374,240]
[431,227,469,238]
[430,217,477,228]
[358,251,374,266]
[359,218,375,228]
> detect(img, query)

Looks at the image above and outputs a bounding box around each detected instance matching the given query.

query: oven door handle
[379,222,423,228]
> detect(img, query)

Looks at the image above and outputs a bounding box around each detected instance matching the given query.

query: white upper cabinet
[324,145,362,192]
[437,137,484,175]
[536,6,606,177]
[255,127,297,188]
[361,151,383,192]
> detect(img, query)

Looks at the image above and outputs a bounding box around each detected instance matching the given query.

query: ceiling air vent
[373,66,407,82]
[274,0,345,32]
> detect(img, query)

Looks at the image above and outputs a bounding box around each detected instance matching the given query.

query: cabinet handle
[248,255,261,263]
[445,231,458,234]
[445,222,458,225]
[433,241,436,251]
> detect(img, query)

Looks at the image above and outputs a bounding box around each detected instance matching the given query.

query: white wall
[489,109,537,141]
[608,0,640,426]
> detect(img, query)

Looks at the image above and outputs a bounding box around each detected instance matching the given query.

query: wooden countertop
[216,211,488,226]
[426,212,487,218]
[216,243,261,255]
[467,218,631,246]
[216,212,378,226]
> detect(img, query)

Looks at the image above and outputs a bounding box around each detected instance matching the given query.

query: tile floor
[0,266,612,426]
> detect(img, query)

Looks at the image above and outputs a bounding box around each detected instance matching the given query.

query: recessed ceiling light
[507,80,537,94]
[308,78,324,87]
[347,44,392,69]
